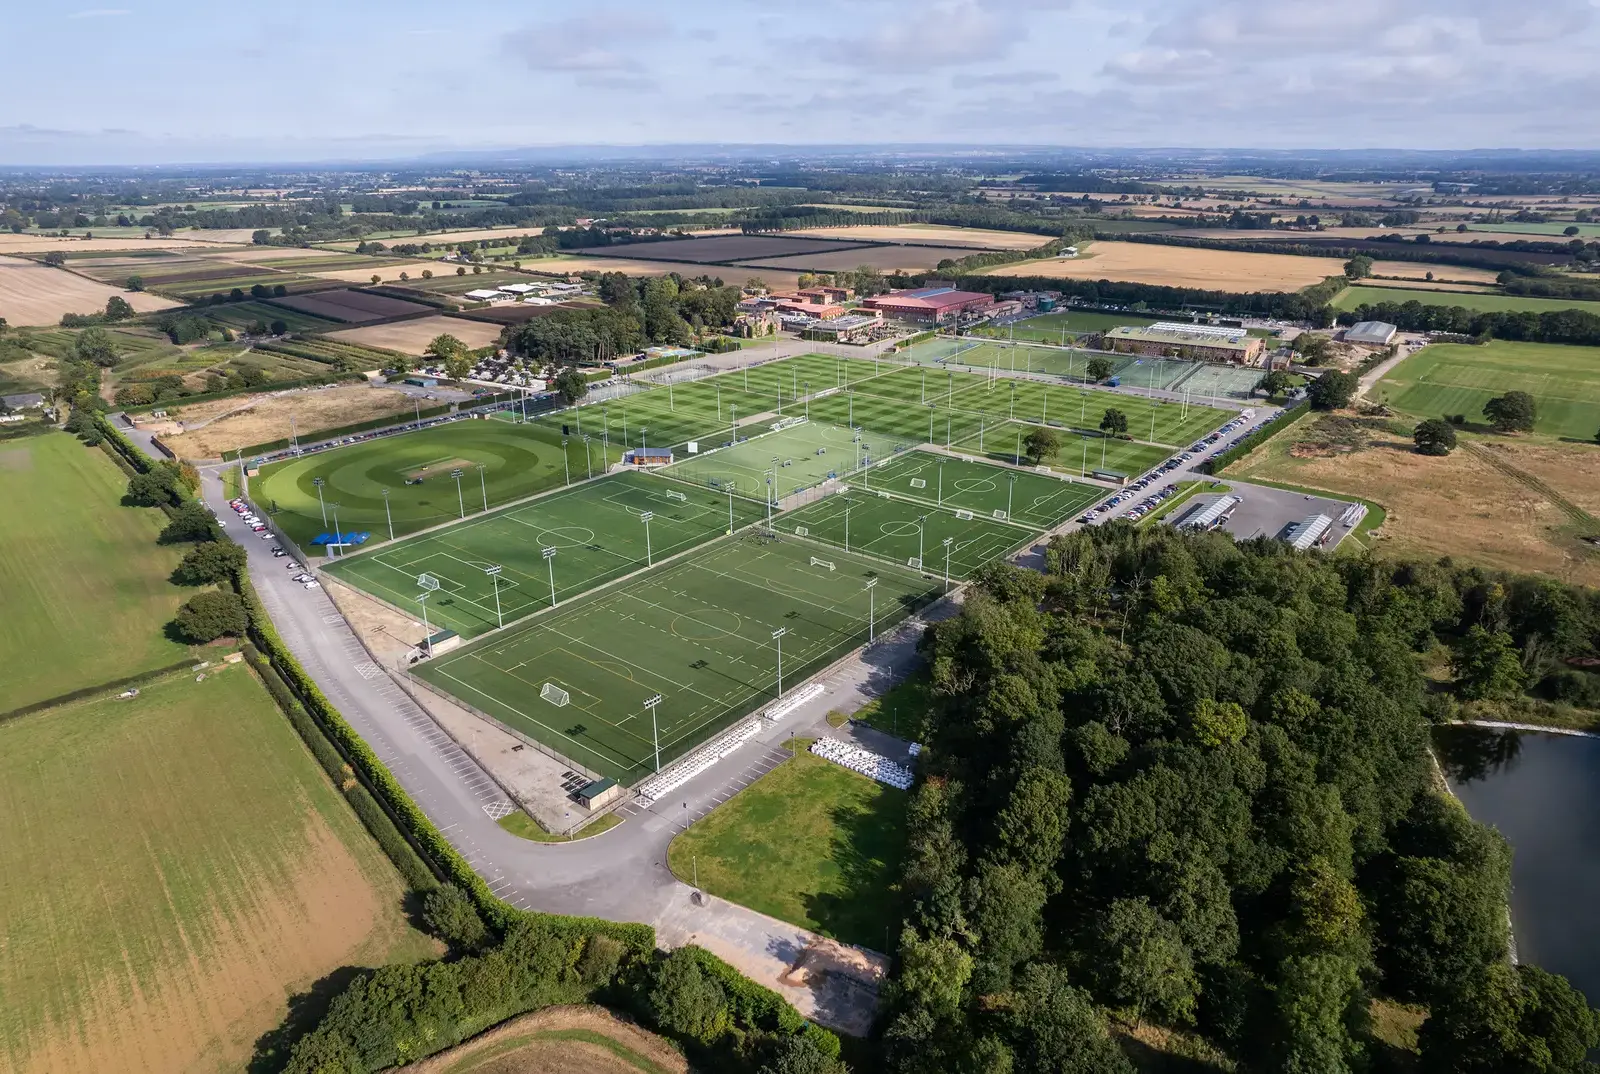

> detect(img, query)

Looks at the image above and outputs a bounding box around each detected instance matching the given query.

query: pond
[1434,725,1600,1006]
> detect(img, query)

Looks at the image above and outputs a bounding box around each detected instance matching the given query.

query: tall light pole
[943,536,954,593]
[765,472,774,528]
[772,628,787,698]
[451,468,465,518]
[1007,472,1016,520]
[645,694,664,773]
[416,573,440,654]
[561,438,570,485]
[485,564,503,628]
[865,577,878,642]
[312,476,327,526]
[917,514,928,567]
[582,435,592,479]
[804,380,810,420]
[330,503,342,556]
[937,462,944,506]
[1015,429,1022,466]
[726,483,736,533]
[730,404,737,446]
[843,496,852,553]
[477,463,488,512]
[640,511,654,566]
[381,487,394,542]
[542,546,558,606]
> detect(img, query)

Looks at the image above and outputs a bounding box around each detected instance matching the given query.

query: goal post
[809,556,836,571]
[794,526,809,537]
[662,488,688,502]
[909,478,926,489]
[954,509,974,520]
[540,682,570,707]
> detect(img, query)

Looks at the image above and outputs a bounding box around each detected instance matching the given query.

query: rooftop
[1105,324,1256,350]
[1345,320,1398,344]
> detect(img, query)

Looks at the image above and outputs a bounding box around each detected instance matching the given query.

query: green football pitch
[322,471,768,638]
[663,420,880,502]
[952,420,1173,479]
[412,534,939,783]
[775,489,1030,579]
[1371,340,1600,439]
[252,419,619,548]
[861,449,1101,529]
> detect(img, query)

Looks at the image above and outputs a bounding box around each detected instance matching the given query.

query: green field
[324,471,767,638]
[1332,284,1600,317]
[204,300,342,332]
[1372,340,1600,438]
[991,309,1162,339]
[775,490,1029,578]
[861,449,1100,528]
[0,668,433,1072]
[952,419,1172,478]
[414,534,938,782]
[0,433,191,712]
[667,747,907,951]
[664,420,871,502]
[254,418,621,548]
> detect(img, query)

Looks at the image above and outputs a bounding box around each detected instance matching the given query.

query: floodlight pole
[843,497,851,552]
[1015,429,1022,466]
[727,485,735,532]
[485,564,503,628]
[640,510,654,565]
[381,487,394,542]
[582,435,592,479]
[716,381,721,419]
[330,503,342,556]
[730,404,737,446]
[645,694,663,773]
[772,628,787,698]
[943,537,953,592]
[451,468,465,518]
[865,577,877,642]
[562,439,570,485]
[312,476,327,525]
[848,389,854,428]
[543,547,558,606]
[1008,473,1016,520]
[416,593,431,648]
[477,464,488,511]
[938,463,943,506]
[921,368,925,403]
[765,473,774,527]
[928,405,935,443]
[918,515,927,565]
[804,381,810,420]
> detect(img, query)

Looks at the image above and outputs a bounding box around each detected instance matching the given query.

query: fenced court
[862,449,1101,529]
[952,421,1173,479]
[777,490,1030,579]
[322,471,767,637]
[1105,355,1196,392]
[412,533,938,783]
[664,419,888,501]
[1167,361,1267,401]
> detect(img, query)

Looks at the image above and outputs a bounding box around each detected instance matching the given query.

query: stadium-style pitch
[413,533,939,782]
[323,471,767,638]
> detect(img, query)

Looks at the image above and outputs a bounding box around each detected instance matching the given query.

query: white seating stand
[810,737,915,790]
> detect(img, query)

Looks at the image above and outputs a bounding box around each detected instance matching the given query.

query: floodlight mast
[865,578,878,642]
[640,511,654,565]
[381,487,394,542]
[561,439,570,485]
[542,547,558,606]
[312,476,327,525]
[416,573,440,654]
[943,537,954,593]
[644,694,664,772]
[484,564,504,628]
[451,468,465,518]
[772,628,787,697]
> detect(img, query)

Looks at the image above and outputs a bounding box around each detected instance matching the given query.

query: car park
[303,580,320,590]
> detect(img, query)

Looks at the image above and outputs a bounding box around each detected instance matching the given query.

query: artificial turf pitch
[323,471,769,638]
[861,449,1100,529]
[952,420,1174,479]
[775,490,1031,579]
[664,420,879,502]
[413,533,938,783]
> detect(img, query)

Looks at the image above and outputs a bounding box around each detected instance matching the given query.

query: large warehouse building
[862,286,996,324]
[1103,322,1266,365]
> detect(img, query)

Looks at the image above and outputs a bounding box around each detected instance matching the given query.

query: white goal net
[540,682,570,707]
[907,556,923,569]
[909,478,926,489]
[662,489,688,502]
[794,526,809,537]
[991,509,1008,521]
[955,509,974,520]
[810,557,835,571]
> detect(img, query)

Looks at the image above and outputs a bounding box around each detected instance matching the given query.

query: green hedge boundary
[1200,400,1311,474]
[0,658,199,724]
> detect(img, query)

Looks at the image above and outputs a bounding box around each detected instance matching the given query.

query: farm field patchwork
[0,255,179,326]
[324,471,768,638]
[783,224,1049,249]
[862,449,1100,528]
[0,432,191,713]
[0,668,435,1074]
[1331,284,1600,316]
[1372,340,1600,439]
[254,418,619,547]
[977,240,1348,291]
[203,299,342,331]
[324,314,505,353]
[414,534,939,782]
[574,234,872,264]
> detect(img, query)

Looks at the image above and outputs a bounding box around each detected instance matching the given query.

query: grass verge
[497,810,623,843]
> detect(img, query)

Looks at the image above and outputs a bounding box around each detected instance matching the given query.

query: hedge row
[0,658,197,724]
[1202,400,1312,475]
[118,371,364,414]
[235,403,454,457]
[681,946,807,1036]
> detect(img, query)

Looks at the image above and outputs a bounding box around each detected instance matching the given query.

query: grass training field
[667,746,908,951]
[995,309,1162,339]
[664,420,871,501]
[0,432,191,712]
[325,471,767,638]
[414,534,938,783]
[254,418,620,548]
[1372,340,1600,439]
[1331,284,1600,317]
[862,449,1100,528]
[953,419,1173,478]
[0,666,434,1074]
[775,489,1030,577]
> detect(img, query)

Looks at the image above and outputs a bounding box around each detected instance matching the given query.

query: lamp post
[1015,429,1022,466]
[730,404,737,447]
[561,439,570,485]
[416,573,440,655]
[582,435,592,479]
[451,468,465,518]
[644,694,664,773]
[804,380,810,420]
[640,511,654,566]
[937,462,944,506]
[865,577,877,642]
[312,476,327,526]
[381,487,393,542]
[843,496,852,552]
[1008,472,1016,520]
[916,513,928,567]
[330,502,342,556]
[485,564,503,628]
[765,472,774,528]
[726,483,735,533]
[542,547,557,606]
[477,463,488,512]
[772,628,787,698]
[943,537,954,592]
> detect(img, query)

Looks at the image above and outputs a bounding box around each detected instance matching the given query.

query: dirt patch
[155,383,416,459]
[978,241,1346,292]
[0,256,180,326]
[402,1005,688,1074]
[325,315,506,355]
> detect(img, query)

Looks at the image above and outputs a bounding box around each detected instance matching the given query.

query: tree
[1099,408,1128,437]
[42,251,65,267]
[1483,391,1536,433]
[159,501,221,544]
[172,540,247,584]
[173,590,247,643]
[125,274,145,291]
[1191,697,1248,747]
[251,229,271,245]
[1343,255,1375,279]
[758,1032,847,1074]
[1003,963,1135,1074]
[370,274,380,285]
[104,295,135,321]
[1306,370,1359,410]
[421,884,489,951]
[1563,226,1581,237]
[456,265,467,276]
[553,367,588,405]
[1024,426,1060,464]
[125,467,181,507]
[269,319,288,335]
[428,333,466,361]
[1451,626,1525,700]
[1419,962,1600,1074]
[1257,369,1292,398]
[1086,357,1115,381]
[1092,897,1199,1024]
[648,950,729,1044]
[444,351,473,382]
[1413,418,1457,456]
[73,326,119,367]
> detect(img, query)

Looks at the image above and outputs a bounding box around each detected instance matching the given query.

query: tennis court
[862,449,1100,529]
[322,471,766,637]
[777,489,1030,579]
[664,419,898,501]
[413,533,938,782]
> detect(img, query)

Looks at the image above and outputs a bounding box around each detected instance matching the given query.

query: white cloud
[67,8,130,17]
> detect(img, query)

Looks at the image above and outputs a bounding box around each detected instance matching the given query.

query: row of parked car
[227,497,275,540]
[1077,409,1265,525]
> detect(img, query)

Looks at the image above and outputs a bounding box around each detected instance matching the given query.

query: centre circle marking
[953,477,997,493]
[881,521,920,537]
[671,609,743,641]
[537,526,596,548]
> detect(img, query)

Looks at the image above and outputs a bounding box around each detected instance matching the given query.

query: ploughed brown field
[733,245,989,273]
[273,288,434,323]
[0,255,180,325]
[325,314,505,354]
[573,234,871,264]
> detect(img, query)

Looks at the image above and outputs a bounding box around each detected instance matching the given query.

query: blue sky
[4,0,1600,164]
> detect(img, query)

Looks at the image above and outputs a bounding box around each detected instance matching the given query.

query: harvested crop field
[309,260,453,283]
[321,227,546,250]
[575,234,870,264]
[786,224,1048,249]
[1356,279,1496,294]
[325,314,504,353]
[1367,261,1503,283]
[274,288,434,322]
[527,256,804,291]
[0,256,179,325]
[149,383,420,459]
[222,245,351,263]
[977,241,1347,291]
[734,244,986,273]
[403,1005,688,1074]
[0,235,216,255]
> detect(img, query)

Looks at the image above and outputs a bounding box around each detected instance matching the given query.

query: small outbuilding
[575,778,621,812]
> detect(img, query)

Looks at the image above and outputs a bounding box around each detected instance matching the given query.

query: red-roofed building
[862,286,996,324]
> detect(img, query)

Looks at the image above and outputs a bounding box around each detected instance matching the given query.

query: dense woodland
[877,524,1600,1073]
[501,270,744,363]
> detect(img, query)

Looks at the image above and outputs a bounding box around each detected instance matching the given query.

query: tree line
[1333,300,1600,346]
[874,526,1599,1074]
[501,271,744,365]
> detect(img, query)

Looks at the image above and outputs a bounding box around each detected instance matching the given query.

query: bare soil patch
[0,235,217,255]
[326,315,504,354]
[0,256,180,326]
[783,224,1048,250]
[978,241,1345,292]
[155,383,418,458]
[735,245,990,273]
[575,235,869,264]
[224,245,351,263]
[273,289,433,323]
[402,1006,687,1074]
[310,261,453,283]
